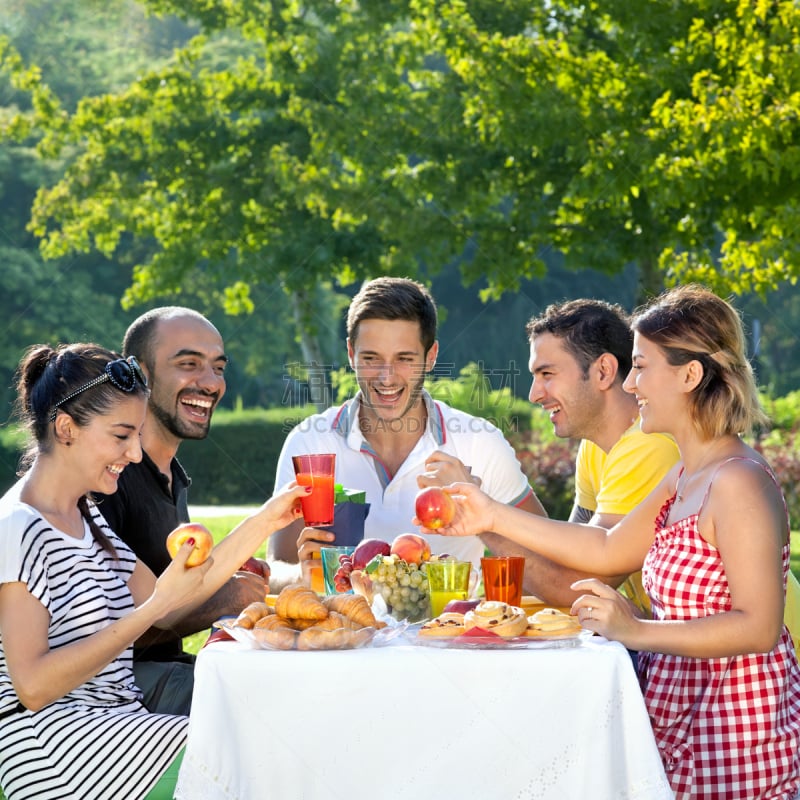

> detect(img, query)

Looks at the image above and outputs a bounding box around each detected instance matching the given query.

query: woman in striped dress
[423,285,800,799]
[0,343,306,800]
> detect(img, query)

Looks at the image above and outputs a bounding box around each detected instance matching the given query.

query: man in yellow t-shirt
[572,426,679,612]
[481,299,680,609]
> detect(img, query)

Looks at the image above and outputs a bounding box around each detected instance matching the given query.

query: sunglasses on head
[49,356,148,422]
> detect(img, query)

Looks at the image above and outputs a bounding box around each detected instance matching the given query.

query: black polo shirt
[94,450,191,661]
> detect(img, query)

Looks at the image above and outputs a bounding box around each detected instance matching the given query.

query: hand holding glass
[292,454,336,526]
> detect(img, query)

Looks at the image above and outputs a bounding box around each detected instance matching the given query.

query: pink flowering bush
[509,430,579,520]
[754,431,800,528]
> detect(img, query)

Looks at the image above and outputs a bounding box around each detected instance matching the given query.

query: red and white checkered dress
[640,460,800,800]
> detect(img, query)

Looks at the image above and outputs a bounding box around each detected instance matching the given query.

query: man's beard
[150,393,213,441]
[359,372,426,430]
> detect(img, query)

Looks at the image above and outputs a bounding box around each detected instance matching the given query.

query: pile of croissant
[231,583,386,651]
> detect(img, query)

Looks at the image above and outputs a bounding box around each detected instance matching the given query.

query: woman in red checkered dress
[424,285,800,799]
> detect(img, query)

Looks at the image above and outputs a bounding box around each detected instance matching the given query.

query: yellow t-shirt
[574,419,680,612]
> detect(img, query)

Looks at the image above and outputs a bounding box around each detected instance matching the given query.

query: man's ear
[594,353,619,389]
[346,338,355,369]
[425,340,439,373]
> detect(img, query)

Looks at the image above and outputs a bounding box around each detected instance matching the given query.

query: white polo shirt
[274,392,533,568]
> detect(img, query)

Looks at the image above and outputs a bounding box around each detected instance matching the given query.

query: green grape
[369,557,431,621]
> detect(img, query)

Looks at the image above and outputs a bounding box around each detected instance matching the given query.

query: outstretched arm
[418,481,663,579]
[480,507,632,605]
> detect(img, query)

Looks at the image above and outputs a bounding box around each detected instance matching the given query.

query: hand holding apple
[413,482,497,538]
[166,522,214,568]
[414,486,456,530]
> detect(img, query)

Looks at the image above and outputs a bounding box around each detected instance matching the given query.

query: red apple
[351,538,391,570]
[166,522,214,567]
[414,486,456,530]
[390,533,431,565]
[443,598,480,614]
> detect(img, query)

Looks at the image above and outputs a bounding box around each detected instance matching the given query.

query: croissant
[285,617,320,631]
[275,584,328,621]
[234,601,272,629]
[312,611,347,632]
[296,625,374,651]
[322,593,379,629]
[253,613,297,650]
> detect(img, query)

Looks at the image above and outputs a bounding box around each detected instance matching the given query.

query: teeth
[375,387,400,396]
[183,398,212,408]
[108,465,124,475]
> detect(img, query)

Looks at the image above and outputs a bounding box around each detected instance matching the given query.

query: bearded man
[95,307,269,715]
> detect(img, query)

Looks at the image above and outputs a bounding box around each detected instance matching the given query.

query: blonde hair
[631,284,768,438]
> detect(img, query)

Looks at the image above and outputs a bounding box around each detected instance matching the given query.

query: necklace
[675,472,692,503]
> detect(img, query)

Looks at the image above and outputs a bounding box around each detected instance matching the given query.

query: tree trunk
[291,287,329,412]
[636,256,663,305]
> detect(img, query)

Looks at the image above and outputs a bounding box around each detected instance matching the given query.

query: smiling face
[528,332,605,441]
[71,394,147,495]
[347,318,438,427]
[623,332,686,435]
[144,315,227,443]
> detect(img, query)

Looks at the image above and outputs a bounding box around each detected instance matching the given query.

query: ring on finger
[587,606,593,620]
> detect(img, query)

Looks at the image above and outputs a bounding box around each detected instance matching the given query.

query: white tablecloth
[175,636,673,800]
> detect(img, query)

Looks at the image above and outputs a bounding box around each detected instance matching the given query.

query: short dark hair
[346,277,438,353]
[526,299,633,380]
[123,306,213,370]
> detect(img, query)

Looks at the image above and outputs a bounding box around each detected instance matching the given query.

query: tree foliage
[1,0,799,396]
[5,1,800,304]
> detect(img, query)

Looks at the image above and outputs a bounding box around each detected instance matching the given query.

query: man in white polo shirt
[268,277,544,570]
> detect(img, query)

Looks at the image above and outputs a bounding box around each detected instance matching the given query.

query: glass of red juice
[291,454,336,526]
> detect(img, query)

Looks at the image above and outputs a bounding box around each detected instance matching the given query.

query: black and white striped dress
[0,498,187,800]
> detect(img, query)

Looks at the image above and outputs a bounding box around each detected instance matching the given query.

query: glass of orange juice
[301,556,326,595]
[481,556,525,607]
[291,454,336,526]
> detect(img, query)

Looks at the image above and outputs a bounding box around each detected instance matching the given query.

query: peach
[166,522,214,567]
[390,533,431,565]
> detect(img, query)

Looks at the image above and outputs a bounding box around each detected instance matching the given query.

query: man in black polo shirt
[95,306,269,715]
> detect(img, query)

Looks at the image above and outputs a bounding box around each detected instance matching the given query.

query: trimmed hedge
[0,427,25,492]
[174,406,316,505]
